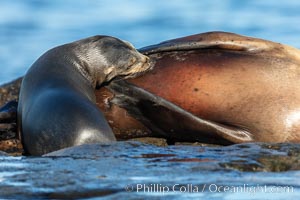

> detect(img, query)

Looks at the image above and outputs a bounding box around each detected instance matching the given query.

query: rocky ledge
[0,142,299,199]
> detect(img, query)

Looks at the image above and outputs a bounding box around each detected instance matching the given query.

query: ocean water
[1,0,300,84]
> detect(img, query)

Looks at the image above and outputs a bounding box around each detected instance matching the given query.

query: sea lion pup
[18,36,151,155]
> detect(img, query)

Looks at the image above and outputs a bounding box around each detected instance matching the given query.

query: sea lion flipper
[207,123,254,143]
[139,31,277,54]
[108,81,254,145]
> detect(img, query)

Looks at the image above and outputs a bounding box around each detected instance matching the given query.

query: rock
[175,142,222,147]
[0,151,8,156]
[0,85,22,155]
[0,139,23,156]
[0,77,22,106]
[128,137,168,146]
[0,142,299,199]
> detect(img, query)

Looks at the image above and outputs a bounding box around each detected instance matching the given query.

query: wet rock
[0,142,299,199]
[0,151,8,156]
[0,79,23,155]
[0,139,23,156]
[215,143,300,172]
[175,142,222,147]
[0,77,22,106]
[257,144,300,172]
[129,137,168,146]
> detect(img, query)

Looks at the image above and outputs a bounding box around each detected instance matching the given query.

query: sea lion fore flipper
[108,81,254,145]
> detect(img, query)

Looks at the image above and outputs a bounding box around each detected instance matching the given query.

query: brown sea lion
[17,36,151,155]
[98,31,300,144]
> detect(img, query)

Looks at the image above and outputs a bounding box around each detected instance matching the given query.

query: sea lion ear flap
[139,31,274,55]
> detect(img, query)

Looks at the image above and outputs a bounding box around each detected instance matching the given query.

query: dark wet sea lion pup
[18,36,151,155]
[99,31,300,144]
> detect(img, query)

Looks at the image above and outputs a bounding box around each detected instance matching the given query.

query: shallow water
[1,0,300,84]
[0,142,300,199]
[1,1,300,199]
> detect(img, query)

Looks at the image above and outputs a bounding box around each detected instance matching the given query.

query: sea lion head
[92,36,152,86]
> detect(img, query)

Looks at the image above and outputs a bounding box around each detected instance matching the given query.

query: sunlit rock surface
[0,142,299,199]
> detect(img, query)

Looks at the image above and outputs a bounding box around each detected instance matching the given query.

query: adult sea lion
[97,31,300,144]
[18,36,151,155]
